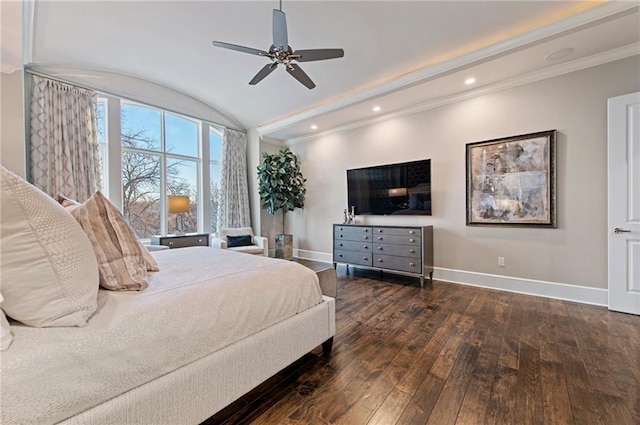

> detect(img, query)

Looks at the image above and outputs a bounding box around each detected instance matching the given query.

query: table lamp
[168,195,190,234]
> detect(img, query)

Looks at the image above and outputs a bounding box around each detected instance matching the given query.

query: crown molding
[258,1,639,138]
[284,42,639,145]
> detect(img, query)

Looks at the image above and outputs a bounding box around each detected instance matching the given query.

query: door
[608,92,640,314]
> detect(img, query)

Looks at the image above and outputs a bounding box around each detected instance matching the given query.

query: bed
[1,247,336,425]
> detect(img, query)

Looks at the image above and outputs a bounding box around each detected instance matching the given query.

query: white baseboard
[434,267,607,307]
[294,249,333,264]
[292,250,608,307]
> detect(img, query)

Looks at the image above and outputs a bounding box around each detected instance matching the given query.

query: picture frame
[466,130,557,227]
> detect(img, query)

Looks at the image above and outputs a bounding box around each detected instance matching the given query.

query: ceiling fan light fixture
[211,1,345,89]
[465,77,476,85]
[310,124,318,130]
[372,106,381,112]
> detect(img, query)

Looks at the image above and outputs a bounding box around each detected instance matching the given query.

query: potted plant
[257,147,306,260]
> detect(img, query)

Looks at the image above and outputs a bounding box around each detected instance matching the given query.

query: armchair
[211,227,268,256]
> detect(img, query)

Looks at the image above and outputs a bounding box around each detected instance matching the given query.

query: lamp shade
[168,195,190,214]
[388,187,408,197]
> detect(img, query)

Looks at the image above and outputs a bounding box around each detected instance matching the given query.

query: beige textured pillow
[71,191,149,291]
[57,193,159,272]
[1,294,13,351]
[0,166,99,327]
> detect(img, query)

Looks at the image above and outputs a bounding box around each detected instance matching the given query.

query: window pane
[121,104,161,151]
[166,113,198,157]
[167,158,198,234]
[122,151,161,238]
[210,163,220,233]
[209,129,223,162]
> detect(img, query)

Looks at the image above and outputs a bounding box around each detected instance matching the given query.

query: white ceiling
[28,1,640,141]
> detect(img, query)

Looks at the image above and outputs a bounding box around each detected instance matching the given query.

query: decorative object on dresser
[151,233,209,249]
[333,224,433,287]
[168,195,190,234]
[256,147,306,260]
[211,227,269,256]
[466,130,557,227]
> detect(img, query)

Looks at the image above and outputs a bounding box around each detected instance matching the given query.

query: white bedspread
[1,248,323,425]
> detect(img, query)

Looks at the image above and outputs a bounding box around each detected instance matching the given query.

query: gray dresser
[333,224,433,287]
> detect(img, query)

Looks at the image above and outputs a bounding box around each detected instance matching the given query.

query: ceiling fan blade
[212,41,268,57]
[249,63,278,85]
[272,9,288,49]
[286,64,315,89]
[292,49,345,62]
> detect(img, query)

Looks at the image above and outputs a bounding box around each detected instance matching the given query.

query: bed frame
[58,278,336,425]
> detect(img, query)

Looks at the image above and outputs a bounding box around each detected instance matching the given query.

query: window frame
[98,96,222,239]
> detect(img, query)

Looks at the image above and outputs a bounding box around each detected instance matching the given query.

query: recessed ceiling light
[372,106,381,112]
[545,47,574,62]
[465,77,476,85]
[310,124,318,130]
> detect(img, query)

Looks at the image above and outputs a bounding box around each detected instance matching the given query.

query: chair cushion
[227,234,253,248]
[0,166,99,327]
[219,227,254,239]
[228,245,266,255]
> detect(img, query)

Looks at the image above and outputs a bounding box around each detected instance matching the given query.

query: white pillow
[0,166,99,327]
[0,293,13,351]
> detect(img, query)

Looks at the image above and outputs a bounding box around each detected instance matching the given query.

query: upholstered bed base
[58,296,335,425]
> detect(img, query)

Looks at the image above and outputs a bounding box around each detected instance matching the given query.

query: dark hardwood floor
[204,261,640,425]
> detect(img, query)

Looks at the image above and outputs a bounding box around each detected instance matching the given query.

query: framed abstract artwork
[466,130,557,227]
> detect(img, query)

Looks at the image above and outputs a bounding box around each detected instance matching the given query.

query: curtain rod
[24,68,246,134]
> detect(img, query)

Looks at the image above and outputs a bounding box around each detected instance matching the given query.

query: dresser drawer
[334,226,373,242]
[335,240,372,253]
[373,227,420,237]
[373,254,421,273]
[151,234,209,249]
[372,234,421,246]
[373,243,421,259]
[334,249,373,266]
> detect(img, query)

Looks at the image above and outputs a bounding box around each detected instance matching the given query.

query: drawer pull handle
[168,241,174,245]
[377,246,383,250]
[340,235,344,238]
[364,229,369,232]
[377,229,383,233]
[409,230,414,234]
[410,249,415,253]
[198,238,203,242]
[339,227,343,230]
[409,238,415,242]
[339,243,343,246]
[364,236,369,240]
[409,262,415,267]
[363,245,368,249]
[378,259,383,263]
[339,254,343,257]
[363,257,369,260]
[377,236,383,240]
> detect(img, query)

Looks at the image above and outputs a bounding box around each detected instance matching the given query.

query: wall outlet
[498,257,505,267]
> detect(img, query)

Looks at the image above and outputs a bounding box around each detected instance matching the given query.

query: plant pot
[275,234,293,260]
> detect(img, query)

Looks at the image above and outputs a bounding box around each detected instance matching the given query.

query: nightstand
[150,233,210,249]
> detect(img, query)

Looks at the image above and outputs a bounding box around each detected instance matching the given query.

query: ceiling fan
[212,0,344,89]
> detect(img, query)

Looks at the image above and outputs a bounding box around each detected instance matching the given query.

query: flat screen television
[347,159,432,216]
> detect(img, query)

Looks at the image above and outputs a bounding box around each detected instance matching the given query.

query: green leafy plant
[257,147,306,233]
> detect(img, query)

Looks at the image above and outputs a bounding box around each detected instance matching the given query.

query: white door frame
[608,91,640,314]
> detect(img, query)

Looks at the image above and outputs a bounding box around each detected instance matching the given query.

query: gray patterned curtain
[29,75,100,202]
[217,128,250,234]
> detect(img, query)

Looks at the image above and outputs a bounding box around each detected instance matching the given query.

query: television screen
[347,159,431,216]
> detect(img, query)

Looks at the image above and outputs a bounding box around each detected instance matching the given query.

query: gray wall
[286,56,640,289]
[0,70,26,177]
